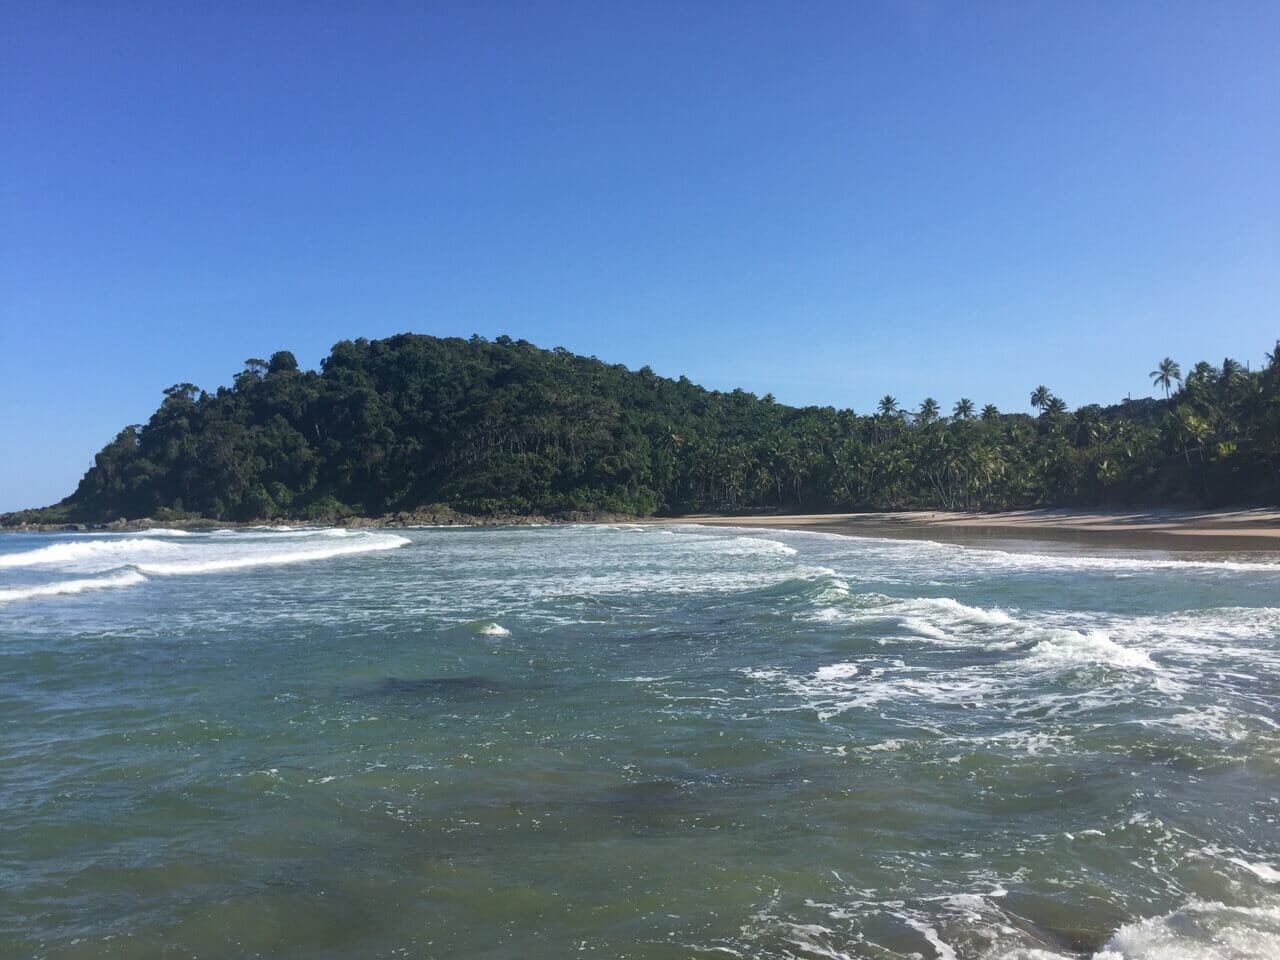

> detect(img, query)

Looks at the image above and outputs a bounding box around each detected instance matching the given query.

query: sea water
[2,523,1278,959]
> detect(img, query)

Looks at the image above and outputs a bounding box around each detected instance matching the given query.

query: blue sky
[2,1,1278,512]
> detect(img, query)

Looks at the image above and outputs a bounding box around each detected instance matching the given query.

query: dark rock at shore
[0,507,644,534]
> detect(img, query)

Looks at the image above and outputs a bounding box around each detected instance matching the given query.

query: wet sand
[667,508,1280,553]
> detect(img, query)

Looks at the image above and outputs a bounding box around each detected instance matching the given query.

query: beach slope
[671,508,1280,551]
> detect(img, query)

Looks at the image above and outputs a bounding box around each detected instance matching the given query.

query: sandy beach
[669,508,1280,552]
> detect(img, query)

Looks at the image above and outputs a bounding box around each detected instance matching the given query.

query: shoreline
[662,508,1280,553]
[6,506,1280,553]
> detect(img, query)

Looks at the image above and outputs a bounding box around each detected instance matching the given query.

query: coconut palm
[917,397,940,425]
[1150,358,1181,398]
[953,398,975,420]
[877,395,899,417]
[1220,357,1245,409]
[980,404,1000,422]
[1030,385,1051,413]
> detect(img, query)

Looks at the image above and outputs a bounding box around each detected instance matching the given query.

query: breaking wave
[0,571,148,604]
[1095,896,1280,959]
[0,538,180,569]
[0,529,410,604]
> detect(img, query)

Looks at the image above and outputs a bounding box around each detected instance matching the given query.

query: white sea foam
[1226,859,1280,883]
[0,571,147,604]
[1093,897,1280,959]
[477,622,510,637]
[804,592,1018,636]
[1022,629,1157,672]
[904,919,958,960]
[722,536,798,557]
[1144,706,1267,743]
[0,530,410,604]
[814,663,859,681]
[0,538,179,569]
[744,660,1000,720]
[910,596,1017,626]
[806,587,1165,678]
[132,533,409,575]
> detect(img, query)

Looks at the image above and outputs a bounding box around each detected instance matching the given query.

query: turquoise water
[2,524,1279,959]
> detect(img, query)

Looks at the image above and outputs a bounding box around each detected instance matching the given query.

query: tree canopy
[9,334,1280,524]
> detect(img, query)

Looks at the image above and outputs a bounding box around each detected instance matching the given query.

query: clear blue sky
[2,1,1278,512]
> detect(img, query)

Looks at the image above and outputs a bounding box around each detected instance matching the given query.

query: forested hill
[8,334,1280,524]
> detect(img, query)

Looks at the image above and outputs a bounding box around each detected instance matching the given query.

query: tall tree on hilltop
[1150,358,1181,398]
[1030,385,1051,414]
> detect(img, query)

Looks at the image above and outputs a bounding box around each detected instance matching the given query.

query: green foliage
[16,336,1280,524]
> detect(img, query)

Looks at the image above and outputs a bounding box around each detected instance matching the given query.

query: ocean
[2,523,1278,959]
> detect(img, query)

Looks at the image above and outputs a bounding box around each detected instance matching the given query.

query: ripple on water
[1,524,1278,958]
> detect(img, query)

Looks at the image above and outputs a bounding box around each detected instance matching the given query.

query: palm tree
[917,397,940,425]
[1045,396,1068,417]
[1221,356,1243,392]
[1030,385,1051,413]
[874,395,900,443]
[1150,358,1181,398]
[953,398,975,420]
[980,404,1000,422]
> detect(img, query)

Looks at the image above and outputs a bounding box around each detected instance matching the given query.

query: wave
[1094,896,1280,959]
[469,621,511,637]
[806,589,1161,675]
[814,662,859,681]
[0,530,410,604]
[0,571,147,604]
[730,885,1280,960]
[722,536,798,557]
[974,548,1280,576]
[0,538,180,569]
[743,660,1001,720]
[661,526,799,557]
[133,533,409,575]
[1022,628,1157,672]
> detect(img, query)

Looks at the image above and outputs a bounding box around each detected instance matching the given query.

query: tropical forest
[6,334,1279,523]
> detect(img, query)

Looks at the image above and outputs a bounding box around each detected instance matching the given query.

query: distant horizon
[4,2,1278,511]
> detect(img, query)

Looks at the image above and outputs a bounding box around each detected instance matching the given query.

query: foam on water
[1094,898,1280,960]
[814,662,859,681]
[0,538,180,569]
[1021,628,1157,672]
[0,570,148,603]
[801,588,1162,678]
[0,529,409,604]
[4,522,1279,956]
[132,533,408,575]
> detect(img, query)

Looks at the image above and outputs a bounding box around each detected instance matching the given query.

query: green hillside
[7,334,1279,524]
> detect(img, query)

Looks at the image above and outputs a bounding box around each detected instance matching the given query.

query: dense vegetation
[8,334,1280,523]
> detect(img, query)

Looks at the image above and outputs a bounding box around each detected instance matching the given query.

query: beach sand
[667,508,1280,552]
